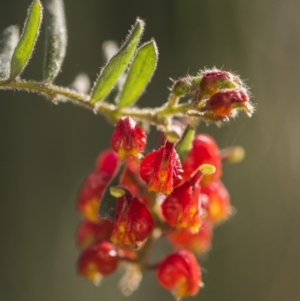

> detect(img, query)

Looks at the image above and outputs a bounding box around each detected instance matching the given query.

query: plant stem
[0,78,198,128]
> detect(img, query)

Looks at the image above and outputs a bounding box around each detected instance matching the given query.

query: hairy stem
[0,78,199,128]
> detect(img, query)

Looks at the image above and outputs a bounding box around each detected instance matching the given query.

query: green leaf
[0,26,20,79]
[117,40,158,108]
[10,0,43,79]
[43,0,67,82]
[99,165,124,220]
[176,125,195,160]
[90,18,145,104]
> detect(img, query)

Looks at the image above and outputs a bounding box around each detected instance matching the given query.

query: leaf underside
[43,0,68,82]
[0,26,20,79]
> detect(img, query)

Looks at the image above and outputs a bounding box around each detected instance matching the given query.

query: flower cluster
[74,69,253,298]
[75,114,242,298]
[0,3,253,298]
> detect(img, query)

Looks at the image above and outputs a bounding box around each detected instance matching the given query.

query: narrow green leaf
[10,0,43,79]
[176,125,195,160]
[0,26,20,79]
[118,40,158,108]
[99,165,124,220]
[90,18,145,104]
[43,0,67,82]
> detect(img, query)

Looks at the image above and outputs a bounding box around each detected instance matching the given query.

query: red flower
[76,219,114,250]
[202,180,231,225]
[95,148,119,176]
[140,141,183,195]
[161,172,202,233]
[77,172,111,223]
[77,241,118,284]
[111,116,147,160]
[182,134,221,184]
[167,218,213,254]
[111,189,154,247]
[157,249,201,298]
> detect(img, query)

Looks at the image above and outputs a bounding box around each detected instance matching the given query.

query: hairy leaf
[43,0,67,82]
[10,0,43,79]
[0,26,20,79]
[99,165,124,220]
[90,18,145,104]
[117,40,158,108]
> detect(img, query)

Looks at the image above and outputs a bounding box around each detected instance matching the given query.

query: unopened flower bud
[111,116,147,161]
[197,70,240,100]
[157,249,201,298]
[172,77,195,97]
[203,89,253,117]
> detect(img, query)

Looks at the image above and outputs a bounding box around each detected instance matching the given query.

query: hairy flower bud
[111,189,154,247]
[197,70,240,100]
[157,249,201,298]
[111,116,147,161]
[77,241,118,284]
[182,134,221,184]
[76,219,114,250]
[202,180,231,225]
[203,89,253,117]
[140,141,183,195]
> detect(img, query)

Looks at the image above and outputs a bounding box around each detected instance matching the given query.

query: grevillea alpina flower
[77,241,118,284]
[202,89,253,117]
[140,141,183,195]
[111,116,147,160]
[161,172,202,233]
[110,188,154,247]
[76,219,114,250]
[182,134,221,184]
[167,218,213,254]
[201,180,231,225]
[157,249,201,298]
[77,172,111,223]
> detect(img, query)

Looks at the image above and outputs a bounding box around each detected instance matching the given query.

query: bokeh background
[1,0,300,300]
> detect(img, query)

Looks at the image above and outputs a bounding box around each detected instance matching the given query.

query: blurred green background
[1,0,300,300]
